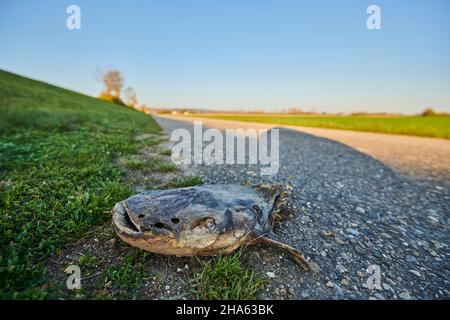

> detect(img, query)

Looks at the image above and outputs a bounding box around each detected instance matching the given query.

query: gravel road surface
[154,115,449,300]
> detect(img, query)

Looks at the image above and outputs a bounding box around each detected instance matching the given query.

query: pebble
[334,284,344,298]
[409,270,421,277]
[341,252,351,260]
[382,283,393,291]
[355,207,365,214]
[399,292,412,300]
[336,264,348,273]
[381,233,393,240]
[266,271,276,278]
[346,228,360,236]
[374,293,385,300]
[326,281,334,288]
[406,255,417,263]
[354,246,367,255]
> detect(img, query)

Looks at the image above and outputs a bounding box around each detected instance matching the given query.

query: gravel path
[158,115,450,182]
[154,115,449,300]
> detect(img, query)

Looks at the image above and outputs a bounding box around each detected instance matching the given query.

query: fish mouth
[112,201,175,237]
[112,201,142,236]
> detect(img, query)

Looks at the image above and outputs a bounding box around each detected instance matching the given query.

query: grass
[99,249,149,299]
[195,113,450,139]
[159,148,172,156]
[161,176,204,189]
[190,250,267,300]
[0,69,162,299]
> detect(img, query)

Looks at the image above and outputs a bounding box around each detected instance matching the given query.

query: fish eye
[171,218,180,224]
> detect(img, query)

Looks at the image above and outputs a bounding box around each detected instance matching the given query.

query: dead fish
[112,184,317,272]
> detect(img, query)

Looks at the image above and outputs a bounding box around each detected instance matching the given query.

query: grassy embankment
[0,70,264,299]
[195,114,450,139]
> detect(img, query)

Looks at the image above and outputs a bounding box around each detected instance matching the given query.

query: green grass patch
[190,250,266,300]
[148,158,178,173]
[196,114,450,139]
[99,249,149,299]
[0,70,162,299]
[120,156,177,173]
[77,254,98,268]
[161,176,204,189]
[159,148,172,156]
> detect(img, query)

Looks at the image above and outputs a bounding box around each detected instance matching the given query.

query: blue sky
[1,0,449,113]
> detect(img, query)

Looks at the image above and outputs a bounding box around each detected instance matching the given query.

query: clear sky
[1,0,449,114]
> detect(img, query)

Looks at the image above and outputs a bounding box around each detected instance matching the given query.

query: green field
[196,114,450,139]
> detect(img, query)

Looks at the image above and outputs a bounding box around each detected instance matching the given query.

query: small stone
[355,207,365,214]
[357,271,365,278]
[164,285,171,290]
[374,293,385,300]
[386,278,397,286]
[334,284,344,298]
[336,264,348,273]
[341,279,349,286]
[320,251,327,257]
[326,281,334,288]
[341,252,351,260]
[301,292,309,298]
[380,233,393,240]
[266,271,276,278]
[354,246,367,255]
[346,228,360,236]
[382,283,393,291]
[399,292,412,300]
[406,255,417,263]
[409,270,421,277]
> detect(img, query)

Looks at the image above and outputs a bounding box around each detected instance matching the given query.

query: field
[195,114,450,139]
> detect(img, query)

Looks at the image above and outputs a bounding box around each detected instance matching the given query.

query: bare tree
[124,86,137,107]
[100,70,123,98]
